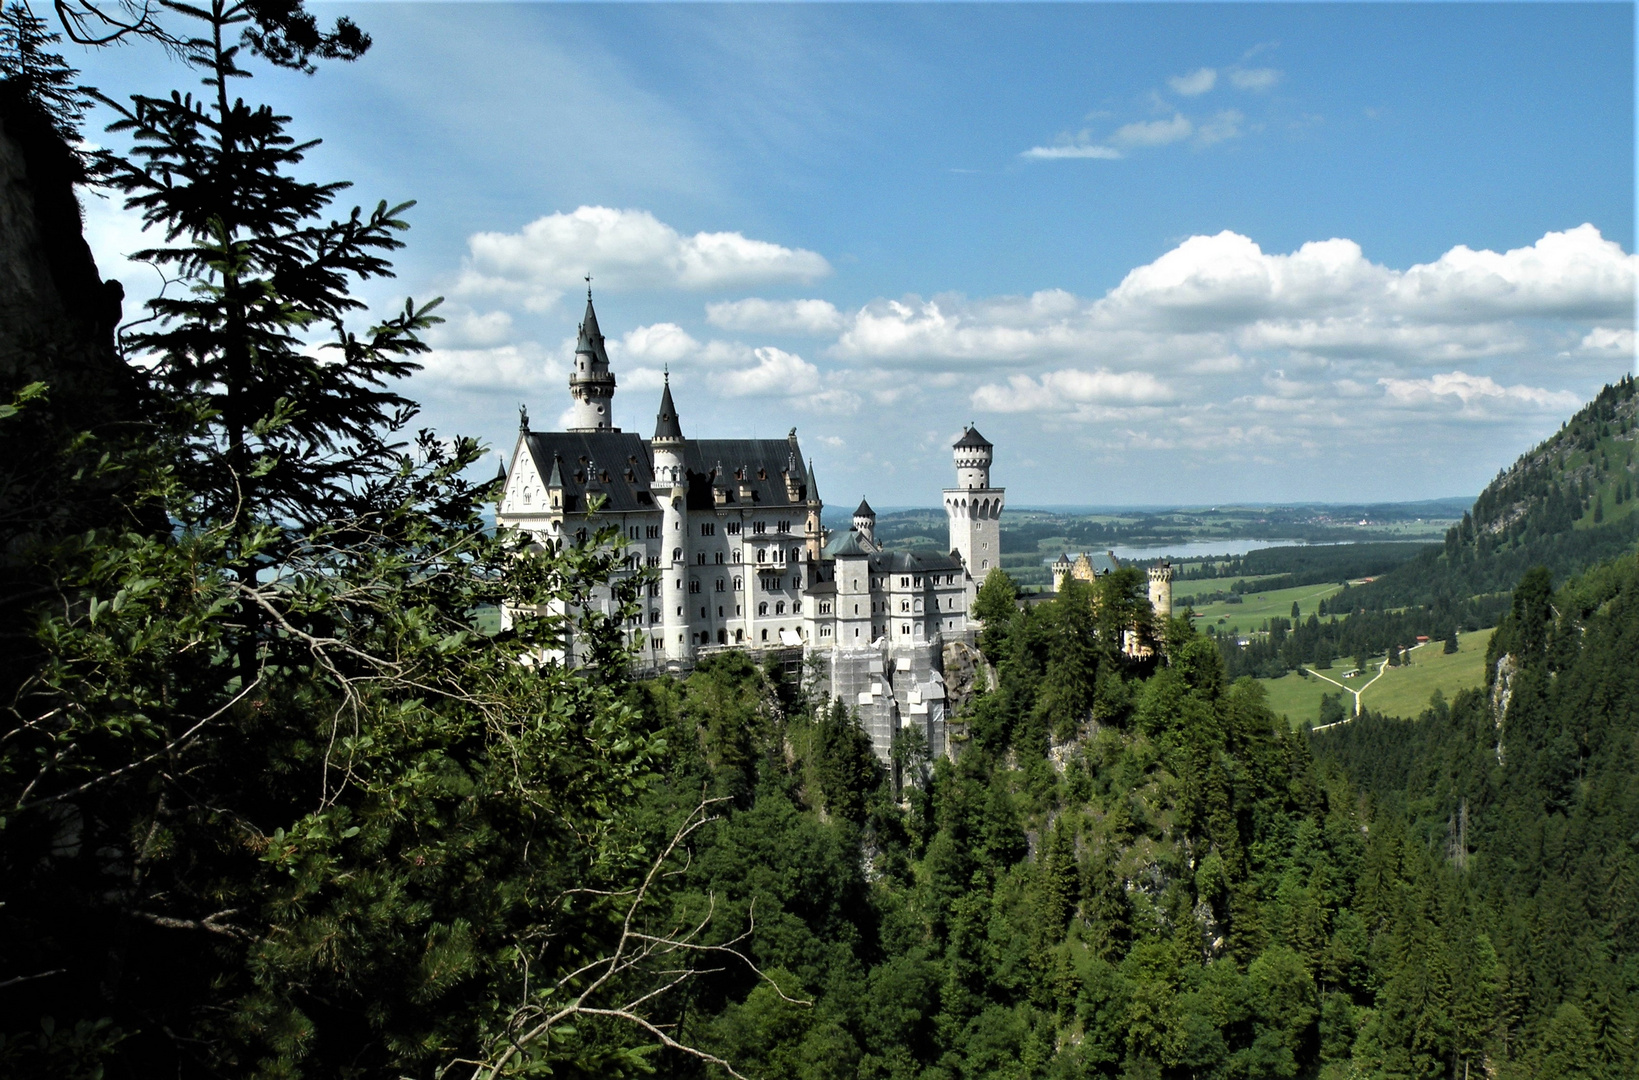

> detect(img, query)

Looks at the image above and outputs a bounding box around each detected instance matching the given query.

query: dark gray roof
[827,529,872,557]
[575,295,611,367]
[954,425,992,450]
[675,439,810,511]
[524,431,655,514]
[654,378,683,440]
[854,498,875,518]
[871,549,965,574]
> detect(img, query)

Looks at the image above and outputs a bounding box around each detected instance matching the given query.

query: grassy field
[1257,627,1494,728]
[1185,581,1347,636]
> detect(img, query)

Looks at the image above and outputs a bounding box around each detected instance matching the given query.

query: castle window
[792,600,801,614]
[715,552,724,564]
[776,602,786,615]
[753,521,766,534]
[651,611,660,624]
[736,629,743,642]
[791,548,801,563]
[672,548,682,562]
[717,629,727,644]
[648,555,659,568]
[901,600,910,612]
[981,560,989,569]
[820,602,832,614]
[900,577,909,587]
[696,552,706,565]
[647,525,659,539]
[901,624,910,635]
[701,522,715,536]
[776,520,790,533]
[853,580,860,590]
[757,549,766,564]
[914,599,923,613]
[913,576,922,587]
[700,608,707,619]
[689,580,700,594]
[821,626,832,637]
[761,629,768,641]
[758,602,768,616]
[715,579,725,592]
[727,522,742,535]
[733,576,743,591]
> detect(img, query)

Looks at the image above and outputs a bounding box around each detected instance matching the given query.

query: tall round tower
[652,374,689,663]
[943,425,1005,601]
[567,287,617,432]
[953,425,993,489]
[1148,563,1173,619]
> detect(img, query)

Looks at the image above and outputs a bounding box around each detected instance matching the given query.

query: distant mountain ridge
[1337,376,1639,618]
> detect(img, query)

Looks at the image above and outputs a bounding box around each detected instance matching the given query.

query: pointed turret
[653,371,684,443]
[807,458,820,501]
[567,286,618,432]
[852,498,876,547]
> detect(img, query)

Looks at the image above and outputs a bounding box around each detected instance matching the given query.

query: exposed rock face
[0,87,127,409]
[941,638,986,718]
[1490,652,1518,763]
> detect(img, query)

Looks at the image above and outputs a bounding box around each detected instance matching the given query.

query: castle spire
[567,287,617,431]
[653,369,683,442]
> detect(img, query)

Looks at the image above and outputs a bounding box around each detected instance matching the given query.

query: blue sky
[74,2,1637,507]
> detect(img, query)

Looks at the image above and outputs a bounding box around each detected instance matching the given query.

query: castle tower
[805,457,824,562]
[853,498,876,547]
[943,425,1005,598]
[567,288,617,432]
[1148,563,1173,619]
[1051,553,1071,594]
[652,375,690,663]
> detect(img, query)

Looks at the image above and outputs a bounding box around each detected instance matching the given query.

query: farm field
[1186,581,1347,635]
[1258,627,1494,728]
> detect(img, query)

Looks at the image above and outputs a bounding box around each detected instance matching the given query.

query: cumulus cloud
[1379,372,1581,414]
[428,308,515,349]
[1581,327,1636,356]
[706,297,848,335]
[415,342,561,391]
[829,226,1637,384]
[972,369,1174,413]
[1168,68,1217,96]
[456,205,830,308]
[1229,67,1281,91]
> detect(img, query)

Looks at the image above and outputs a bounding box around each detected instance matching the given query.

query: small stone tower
[1051,553,1072,593]
[1148,563,1173,619]
[567,288,617,432]
[853,498,876,546]
[943,426,1005,599]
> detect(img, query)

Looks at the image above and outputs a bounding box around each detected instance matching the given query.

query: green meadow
[1258,627,1494,728]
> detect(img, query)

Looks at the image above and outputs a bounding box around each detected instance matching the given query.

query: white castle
[496,293,1004,762]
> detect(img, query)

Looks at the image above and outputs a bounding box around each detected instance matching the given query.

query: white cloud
[829,226,1638,381]
[1021,142,1123,161]
[706,297,848,335]
[1581,327,1636,356]
[1195,110,1244,146]
[714,346,821,397]
[456,205,831,308]
[1168,68,1218,96]
[428,308,514,348]
[1111,113,1194,148]
[1229,67,1281,91]
[415,342,561,391]
[615,322,703,366]
[1379,371,1581,414]
[972,368,1174,413]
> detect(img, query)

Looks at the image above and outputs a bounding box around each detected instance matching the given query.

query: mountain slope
[1334,376,1639,617]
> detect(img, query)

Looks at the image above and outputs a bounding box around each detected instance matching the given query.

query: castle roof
[854,498,875,519]
[870,549,965,574]
[953,425,992,450]
[827,529,872,558]
[653,375,683,441]
[512,430,813,516]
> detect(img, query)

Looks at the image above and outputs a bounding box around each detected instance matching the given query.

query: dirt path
[1304,641,1430,731]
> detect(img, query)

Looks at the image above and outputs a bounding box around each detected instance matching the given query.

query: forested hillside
[1213,378,1639,684]
[3,6,1635,1079]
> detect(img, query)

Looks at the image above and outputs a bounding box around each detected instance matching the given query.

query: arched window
[733,576,743,591]
[672,548,682,562]
[775,601,786,615]
[758,602,768,616]
[757,549,766,563]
